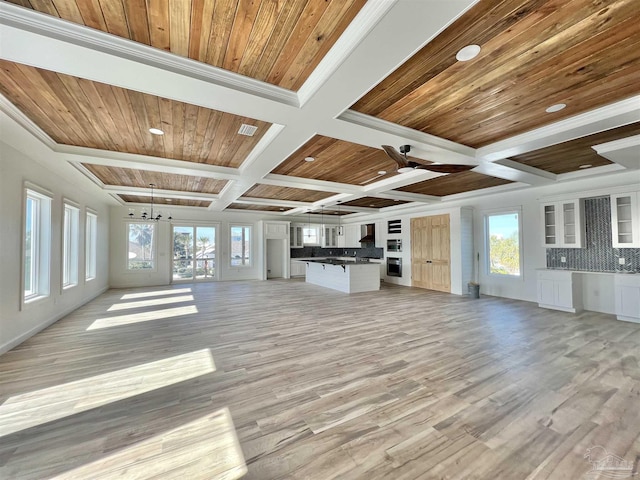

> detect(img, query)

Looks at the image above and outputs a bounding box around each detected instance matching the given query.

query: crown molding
[592,134,640,154]
[556,164,626,182]
[0,2,299,107]
[260,174,363,194]
[234,197,310,208]
[477,95,640,162]
[0,93,55,149]
[69,162,105,189]
[297,0,396,106]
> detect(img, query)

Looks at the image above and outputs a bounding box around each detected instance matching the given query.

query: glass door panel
[195,227,215,280]
[172,225,217,282]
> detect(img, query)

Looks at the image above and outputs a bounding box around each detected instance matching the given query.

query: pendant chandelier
[127,183,173,221]
[337,202,344,236]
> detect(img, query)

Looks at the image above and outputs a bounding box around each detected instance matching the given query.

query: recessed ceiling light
[394,199,400,202]
[579,164,592,169]
[279,207,285,211]
[149,128,164,135]
[545,103,566,113]
[369,204,375,207]
[166,199,172,202]
[378,170,386,175]
[398,167,415,173]
[456,44,481,62]
[304,156,315,162]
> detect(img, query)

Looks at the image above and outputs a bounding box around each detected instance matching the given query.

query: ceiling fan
[382,145,475,174]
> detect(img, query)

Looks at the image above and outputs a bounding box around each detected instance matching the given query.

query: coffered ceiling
[0,0,639,221]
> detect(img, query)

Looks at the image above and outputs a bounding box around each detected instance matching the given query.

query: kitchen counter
[304,259,380,293]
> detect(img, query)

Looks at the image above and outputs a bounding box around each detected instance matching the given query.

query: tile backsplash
[290,246,383,259]
[546,196,640,273]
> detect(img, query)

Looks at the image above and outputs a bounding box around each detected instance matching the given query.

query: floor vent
[238,124,258,136]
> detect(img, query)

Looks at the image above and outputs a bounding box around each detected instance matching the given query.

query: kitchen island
[305,258,380,293]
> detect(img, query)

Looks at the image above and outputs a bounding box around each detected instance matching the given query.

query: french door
[172,225,216,282]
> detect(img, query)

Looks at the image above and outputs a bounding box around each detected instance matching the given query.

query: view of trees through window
[487,212,521,276]
[128,223,155,270]
[230,226,251,266]
[173,226,216,281]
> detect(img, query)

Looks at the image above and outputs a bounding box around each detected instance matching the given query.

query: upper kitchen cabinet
[290,224,304,248]
[322,226,339,248]
[541,199,585,248]
[611,192,640,248]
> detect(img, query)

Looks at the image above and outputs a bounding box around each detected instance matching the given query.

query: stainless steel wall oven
[387,257,402,277]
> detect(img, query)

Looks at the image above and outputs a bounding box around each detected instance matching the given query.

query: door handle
[426,260,432,263]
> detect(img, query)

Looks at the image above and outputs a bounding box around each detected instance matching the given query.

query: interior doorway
[411,214,451,292]
[266,238,287,279]
[172,225,216,282]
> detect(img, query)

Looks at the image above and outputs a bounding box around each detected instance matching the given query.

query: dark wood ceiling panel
[227,204,292,212]
[352,0,640,147]
[8,0,366,90]
[83,165,227,194]
[272,135,401,185]
[341,197,411,208]
[119,195,210,207]
[509,122,640,174]
[0,61,270,166]
[398,172,512,197]
[242,184,335,202]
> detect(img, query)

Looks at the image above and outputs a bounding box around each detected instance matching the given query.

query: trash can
[468,282,480,299]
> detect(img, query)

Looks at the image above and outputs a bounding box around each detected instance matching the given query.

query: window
[86,211,97,280]
[172,225,216,281]
[302,226,320,245]
[485,209,522,277]
[23,185,52,304]
[230,225,251,266]
[63,203,80,288]
[127,223,156,270]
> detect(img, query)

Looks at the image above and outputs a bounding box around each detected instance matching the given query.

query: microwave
[387,239,402,252]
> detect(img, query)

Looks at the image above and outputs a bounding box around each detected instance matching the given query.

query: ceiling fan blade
[381,145,408,167]
[412,163,475,174]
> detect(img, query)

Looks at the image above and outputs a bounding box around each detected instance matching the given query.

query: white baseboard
[0,285,109,355]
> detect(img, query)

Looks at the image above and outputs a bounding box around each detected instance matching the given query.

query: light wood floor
[1,280,639,479]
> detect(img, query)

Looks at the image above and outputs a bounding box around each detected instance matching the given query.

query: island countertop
[305,259,380,293]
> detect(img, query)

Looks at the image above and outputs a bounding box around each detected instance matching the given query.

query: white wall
[0,142,111,354]
[110,207,302,287]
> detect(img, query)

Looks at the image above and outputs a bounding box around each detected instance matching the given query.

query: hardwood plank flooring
[1,280,639,479]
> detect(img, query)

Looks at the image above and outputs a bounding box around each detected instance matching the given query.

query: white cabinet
[322,226,339,247]
[343,224,360,248]
[290,260,306,277]
[537,270,583,313]
[615,274,640,323]
[290,225,303,248]
[375,220,384,248]
[611,192,640,247]
[541,199,585,248]
[265,221,289,239]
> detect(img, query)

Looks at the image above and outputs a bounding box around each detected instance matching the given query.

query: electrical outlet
[619,258,626,265]
[561,256,566,263]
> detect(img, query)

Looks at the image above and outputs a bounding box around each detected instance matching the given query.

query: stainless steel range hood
[359,223,375,243]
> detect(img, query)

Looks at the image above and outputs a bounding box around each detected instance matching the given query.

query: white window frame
[126,222,157,271]
[62,200,80,290]
[86,210,98,281]
[230,225,252,267]
[483,207,524,279]
[22,183,52,307]
[302,225,321,246]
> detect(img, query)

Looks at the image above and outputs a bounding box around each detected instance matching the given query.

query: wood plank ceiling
[7,0,366,90]
[83,165,228,194]
[271,135,401,185]
[119,195,211,208]
[242,184,335,203]
[352,0,640,147]
[397,172,512,197]
[509,122,640,174]
[2,1,639,214]
[0,61,270,167]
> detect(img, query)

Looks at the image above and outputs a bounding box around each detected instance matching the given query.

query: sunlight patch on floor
[51,408,247,480]
[107,295,195,311]
[87,305,198,330]
[120,288,193,300]
[0,349,215,437]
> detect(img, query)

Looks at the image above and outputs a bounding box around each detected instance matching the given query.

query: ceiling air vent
[238,124,258,136]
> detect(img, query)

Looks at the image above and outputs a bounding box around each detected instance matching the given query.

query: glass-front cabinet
[323,226,338,248]
[611,192,640,247]
[290,225,303,248]
[540,199,584,248]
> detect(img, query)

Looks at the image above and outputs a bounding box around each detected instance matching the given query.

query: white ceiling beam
[592,134,640,170]
[103,185,219,202]
[234,197,310,208]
